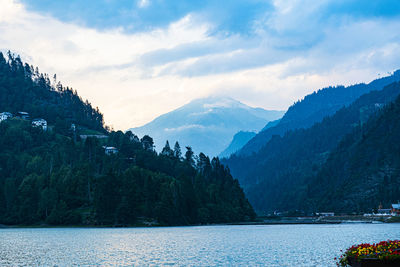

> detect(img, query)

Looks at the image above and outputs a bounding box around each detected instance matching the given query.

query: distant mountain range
[236,70,400,156]
[129,97,285,156]
[307,85,400,212]
[218,131,256,158]
[222,71,400,214]
[218,120,282,159]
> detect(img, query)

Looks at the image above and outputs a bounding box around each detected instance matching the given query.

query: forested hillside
[223,82,400,213]
[306,93,400,213]
[236,70,400,156]
[0,52,105,133]
[0,53,255,226]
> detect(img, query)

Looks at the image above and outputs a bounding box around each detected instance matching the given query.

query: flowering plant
[337,240,400,266]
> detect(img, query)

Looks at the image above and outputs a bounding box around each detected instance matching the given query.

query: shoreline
[1,217,398,229]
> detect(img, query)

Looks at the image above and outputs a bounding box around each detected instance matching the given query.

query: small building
[104,146,118,155]
[0,112,12,122]
[17,111,29,120]
[273,211,284,216]
[316,212,335,217]
[392,203,400,215]
[377,208,392,215]
[32,118,47,130]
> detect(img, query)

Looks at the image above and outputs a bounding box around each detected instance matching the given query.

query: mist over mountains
[129,97,284,156]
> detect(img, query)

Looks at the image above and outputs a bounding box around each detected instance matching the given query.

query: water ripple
[0,224,399,266]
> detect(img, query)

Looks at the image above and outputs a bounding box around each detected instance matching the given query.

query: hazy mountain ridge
[223,81,400,213]
[238,70,400,156]
[219,131,256,158]
[129,97,285,156]
[307,91,400,212]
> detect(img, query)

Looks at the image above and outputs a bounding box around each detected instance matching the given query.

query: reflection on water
[0,224,399,266]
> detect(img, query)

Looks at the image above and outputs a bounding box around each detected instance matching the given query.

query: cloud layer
[1,0,400,130]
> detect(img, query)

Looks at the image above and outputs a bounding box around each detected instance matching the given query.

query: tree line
[223,82,400,214]
[0,52,255,225]
[0,51,105,133]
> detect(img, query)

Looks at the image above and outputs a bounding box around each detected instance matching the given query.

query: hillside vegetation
[0,52,105,133]
[224,81,400,214]
[0,53,255,226]
[236,70,400,156]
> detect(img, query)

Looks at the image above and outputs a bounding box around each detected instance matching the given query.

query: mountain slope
[223,81,400,213]
[219,131,256,158]
[0,52,105,133]
[306,93,400,213]
[129,97,284,156]
[0,53,255,226]
[237,70,400,156]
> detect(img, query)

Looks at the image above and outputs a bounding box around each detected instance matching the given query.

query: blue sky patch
[20,0,273,34]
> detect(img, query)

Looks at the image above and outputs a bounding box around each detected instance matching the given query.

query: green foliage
[0,52,105,133]
[173,141,182,159]
[238,70,400,156]
[0,54,255,225]
[307,90,400,212]
[224,82,400,213]
[0,120,255,225]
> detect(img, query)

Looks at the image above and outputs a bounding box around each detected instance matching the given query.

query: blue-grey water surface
[1,223,399,266]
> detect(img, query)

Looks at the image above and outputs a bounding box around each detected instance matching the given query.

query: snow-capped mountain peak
[129,96,285,156]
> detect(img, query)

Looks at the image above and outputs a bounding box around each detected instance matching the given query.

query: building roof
[392,204,400,209]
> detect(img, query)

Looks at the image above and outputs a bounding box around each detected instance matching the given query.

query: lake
[0,223,399,266]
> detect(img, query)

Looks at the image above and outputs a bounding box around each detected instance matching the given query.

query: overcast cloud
[1,0,400,129]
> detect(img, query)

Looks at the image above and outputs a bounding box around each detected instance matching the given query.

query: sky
[1,0,400,130]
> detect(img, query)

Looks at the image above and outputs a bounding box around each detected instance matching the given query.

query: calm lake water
[0,223,399,266]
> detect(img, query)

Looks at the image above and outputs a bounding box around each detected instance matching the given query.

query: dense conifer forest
[307,91,400,212]
[0,52,255,226]
[0,52,105,133]
[237,70,400,156]
[223,82,400,214]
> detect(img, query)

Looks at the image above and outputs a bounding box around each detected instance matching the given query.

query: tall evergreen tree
[185,146,195,166]
[174,141,182,159]
[161,140,173,157]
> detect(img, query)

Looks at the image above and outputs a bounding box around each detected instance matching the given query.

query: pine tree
[185,146,195,166]
[161,140,173,157]
[174,141,182,159]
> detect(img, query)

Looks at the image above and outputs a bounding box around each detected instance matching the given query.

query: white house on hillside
[32,118,47,130]
[104,146,118,155]
[17,111,29,120]
[0,112,12,122]
[316,212,335,217]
